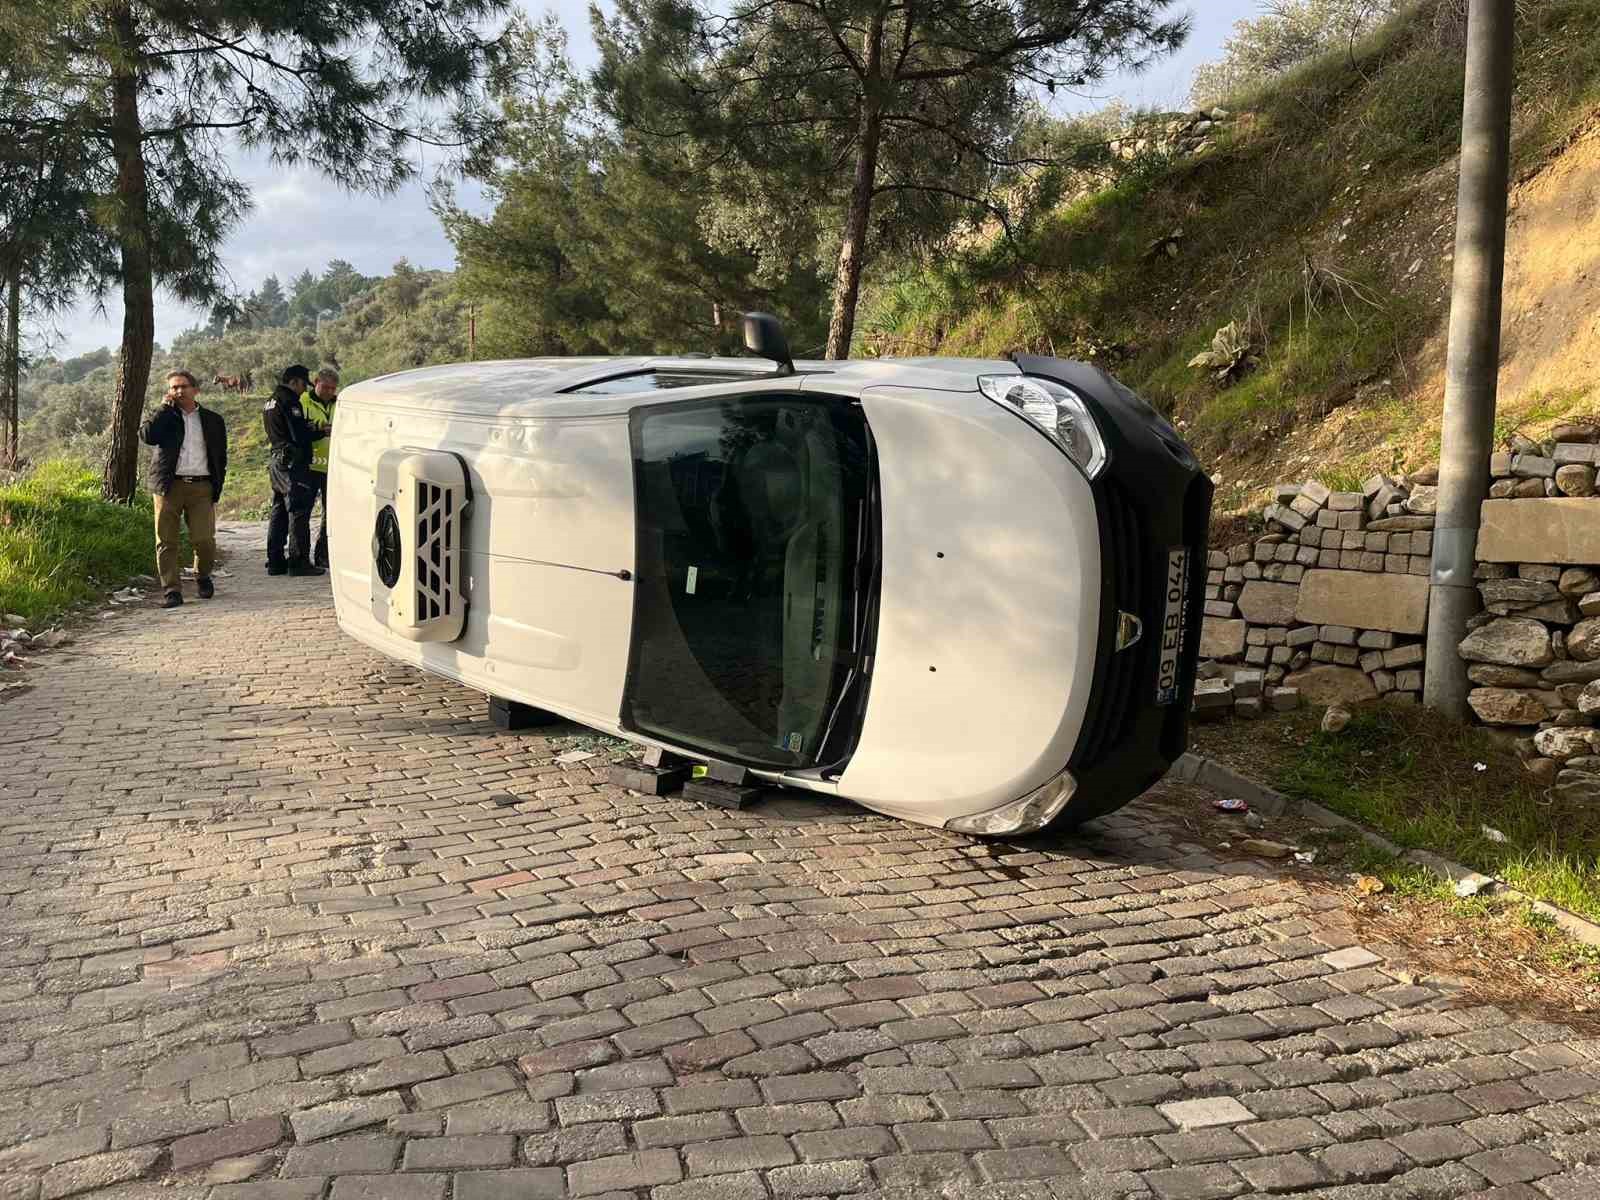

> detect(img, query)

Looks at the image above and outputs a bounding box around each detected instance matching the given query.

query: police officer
[263,364,325,576]
[302,367,338,569]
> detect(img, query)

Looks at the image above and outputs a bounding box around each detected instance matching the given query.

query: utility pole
[468,303,477,361]
[1424,0,1515,719]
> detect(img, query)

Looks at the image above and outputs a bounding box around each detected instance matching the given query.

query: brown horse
[212,370,253,395]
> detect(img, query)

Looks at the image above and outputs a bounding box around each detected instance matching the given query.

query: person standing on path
[301,367,339,569]
[140,370,229,609]
[263,364,326,577]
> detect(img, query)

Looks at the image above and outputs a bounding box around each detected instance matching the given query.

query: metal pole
[1424,0,1515,718]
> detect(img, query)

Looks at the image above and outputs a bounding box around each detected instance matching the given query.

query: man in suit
[263,363,326,577]
[140,369,229,609]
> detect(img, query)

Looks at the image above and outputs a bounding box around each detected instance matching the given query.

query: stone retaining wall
[1194,471,1436,719]
[1190,421,1600,804]
[1463,426,1600,805]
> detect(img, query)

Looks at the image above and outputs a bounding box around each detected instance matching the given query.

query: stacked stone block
[1462,423,1600,805]
[1197,472,1434,717]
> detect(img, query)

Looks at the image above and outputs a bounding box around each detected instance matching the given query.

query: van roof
[353,354,1024,408]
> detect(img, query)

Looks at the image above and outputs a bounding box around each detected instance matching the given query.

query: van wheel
[487,696,563,731]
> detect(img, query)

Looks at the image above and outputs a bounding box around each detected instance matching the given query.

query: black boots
[286,562,325,577]
[162,591,182,608]
[197,576,215,599]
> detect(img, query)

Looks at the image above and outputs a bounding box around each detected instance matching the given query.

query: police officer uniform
[301,383,336,569]
[263,364,326,576]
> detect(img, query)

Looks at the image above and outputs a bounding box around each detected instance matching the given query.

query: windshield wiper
[815,437,880,768]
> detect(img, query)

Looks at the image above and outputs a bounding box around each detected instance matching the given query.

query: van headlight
[945,769,1079,837]
[978,375,1108,478]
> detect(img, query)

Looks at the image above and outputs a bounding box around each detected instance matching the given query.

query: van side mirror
[741,312,794,376]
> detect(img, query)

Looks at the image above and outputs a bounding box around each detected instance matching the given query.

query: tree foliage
[1189,0,1405,107]
[593,0,1189,357]
[2,0,511,500]
[440,17,829,359]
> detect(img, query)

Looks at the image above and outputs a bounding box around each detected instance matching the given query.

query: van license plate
[1155,547,1190,705]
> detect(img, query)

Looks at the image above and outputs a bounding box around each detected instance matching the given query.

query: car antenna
[741,312,794,377]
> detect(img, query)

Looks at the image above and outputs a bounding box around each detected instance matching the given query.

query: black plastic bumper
[1011,357,1214,826]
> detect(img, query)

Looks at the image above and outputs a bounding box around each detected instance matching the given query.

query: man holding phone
[140,369,229,609]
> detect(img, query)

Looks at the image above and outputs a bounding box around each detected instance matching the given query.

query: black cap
[281,364,312,386]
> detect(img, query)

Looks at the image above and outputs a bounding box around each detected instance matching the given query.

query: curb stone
[1169,752,1600,949]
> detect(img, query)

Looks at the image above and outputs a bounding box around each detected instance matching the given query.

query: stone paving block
[1142,1163,1246,1199]
[329,1175,446,1200]
[442,1096,553,1135]
[39,1147,161,1200]
[973,1146,1076,1182]
[450,1168,565,1200]
[413,1067,520,1110]
[169,1117,285,1171]
[683,1135,796,1176]
[1235,1152,1330,1192]
[566,1149,682,1196]
[1318,1138,1413,1182]
[208,1181,327,1200]
[0,1127,109,1172]
[1466,1146,1565,1185]
[281,1136,400,1177]
[652,1171,769,1200]
[1158,1097,1256,1131]
[290,1095,406,1143]
[767,1159,874,1197]
[792,1128,897,1161]
[401,1136,516,1170]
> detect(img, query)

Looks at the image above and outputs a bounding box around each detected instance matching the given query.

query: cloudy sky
[52,0,1260,358]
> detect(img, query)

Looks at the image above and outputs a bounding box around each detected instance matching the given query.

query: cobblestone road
[4,527,1600,1200]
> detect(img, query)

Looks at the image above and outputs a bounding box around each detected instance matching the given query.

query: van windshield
[626,395,876,770]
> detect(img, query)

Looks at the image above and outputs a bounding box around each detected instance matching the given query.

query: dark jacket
[262,384,324,473]
[140,403,228,501]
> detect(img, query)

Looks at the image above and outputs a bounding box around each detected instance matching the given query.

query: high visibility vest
[303,393,336,473]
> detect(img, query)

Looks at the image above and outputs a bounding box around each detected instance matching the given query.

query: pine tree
[594,0,1188,358]
[5,0,510,500]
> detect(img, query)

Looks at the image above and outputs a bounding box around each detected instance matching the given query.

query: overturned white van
[328,317,1212,836]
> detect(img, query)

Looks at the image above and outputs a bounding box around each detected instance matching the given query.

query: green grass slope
[0,462,187,625]
[859,0,1600,484]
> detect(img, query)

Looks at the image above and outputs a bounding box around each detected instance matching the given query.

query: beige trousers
[154,479,217,591]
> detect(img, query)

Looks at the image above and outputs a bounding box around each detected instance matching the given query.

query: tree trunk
[3,260,18,469]
[101,5,155,503]
[824,106,884,361]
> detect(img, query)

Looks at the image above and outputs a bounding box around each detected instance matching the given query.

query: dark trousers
[310,471,329,567]
[267,462,317,568]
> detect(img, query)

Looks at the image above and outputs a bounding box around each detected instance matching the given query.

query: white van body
[329,354,1210,835]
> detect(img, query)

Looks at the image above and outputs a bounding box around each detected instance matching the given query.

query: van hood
[835,385,1101,825]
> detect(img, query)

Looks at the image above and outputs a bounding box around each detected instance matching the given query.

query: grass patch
[1273,705,1600,921]
[0,460,182,626]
